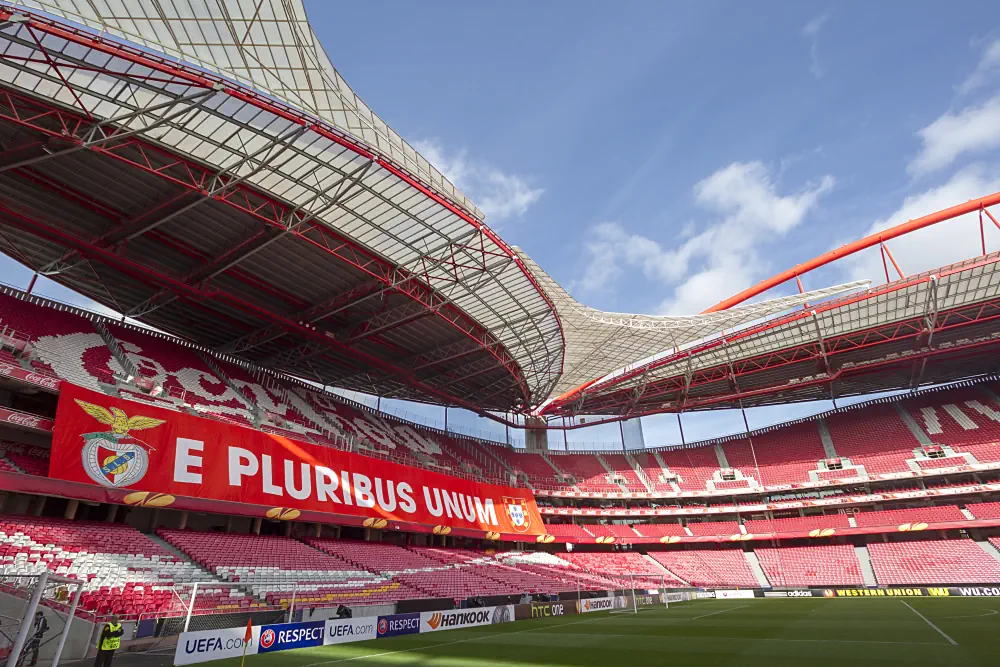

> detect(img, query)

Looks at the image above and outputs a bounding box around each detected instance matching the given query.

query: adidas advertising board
[376,613,422,638]
[420,605,514,632]
[174,626,260,665]
[258,621,326,653]
[764,590,812,598]
[324,618,378,645]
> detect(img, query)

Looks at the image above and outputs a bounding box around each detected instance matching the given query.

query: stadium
[0,2,998,666]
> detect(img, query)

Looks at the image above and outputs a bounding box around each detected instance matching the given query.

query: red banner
[49,384,543,535]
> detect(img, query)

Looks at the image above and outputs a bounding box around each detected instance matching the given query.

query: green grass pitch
[210,598,1000,666]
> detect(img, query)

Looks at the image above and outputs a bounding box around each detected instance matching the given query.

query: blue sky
[6,1,1000,448]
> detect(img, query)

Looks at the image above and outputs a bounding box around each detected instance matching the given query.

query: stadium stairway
[974,538,1000,566]
[853,546,878,586]
[642,553,689,586]
[817,419,838,458]
[743,551,771,588]
[895,404,934,446]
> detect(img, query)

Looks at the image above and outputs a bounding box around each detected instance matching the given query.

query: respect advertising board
[52,383,544,535]
[376,613,422,638]
[420,605,514,632]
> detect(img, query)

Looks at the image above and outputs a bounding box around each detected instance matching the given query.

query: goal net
[609,573,670,614]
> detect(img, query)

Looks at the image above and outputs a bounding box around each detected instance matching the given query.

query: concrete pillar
[363,527,371,541]
[64,499,79,520]
[333,525,341,539]
[31,496,46,516]
[283,521,292,537]
[0,492,8,513]
[106,504,119,522]
[314,523,322,538]
[177,511,189,530]
[149,508,160,532]
[224,515,233,532]
[251,518,262,535]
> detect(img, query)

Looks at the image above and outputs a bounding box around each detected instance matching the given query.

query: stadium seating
[966,502,1000,520]
[546,454,619,492]
[756,544,864,586]
[0,517,249,616]
[543,524,594,538]
[685,520,741,536]
[106,324,253,421]
[853,505,966,528]
[868,539,1000,584]
[158,530,421,606]
[487,447,563,487]
[743,514,850,534]
[657,446,720,492]
[825,404,919,474]
[587,524,640,539]
[0,292,122,389]
[630,451,674,491]
[599,454,647,491]
[721,423,827,487]
[557,551,686,587]
[632,523,687,538]
[649,549,758,588]
[902,388,1000,463]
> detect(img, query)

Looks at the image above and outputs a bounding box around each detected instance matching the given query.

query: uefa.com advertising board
[49,383,544,535]
[174,609,515,664]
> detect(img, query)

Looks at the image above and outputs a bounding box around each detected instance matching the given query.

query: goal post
[610,574,669,614]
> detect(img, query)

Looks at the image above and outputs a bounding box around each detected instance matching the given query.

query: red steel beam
[0,7,564,404]
[703,193,1000,313]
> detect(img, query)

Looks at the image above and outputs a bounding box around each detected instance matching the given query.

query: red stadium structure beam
[0,8,565,404]
[703,193,1000,313]
[0,199,528,419]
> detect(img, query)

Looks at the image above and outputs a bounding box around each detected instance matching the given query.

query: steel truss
[0,7,565,414]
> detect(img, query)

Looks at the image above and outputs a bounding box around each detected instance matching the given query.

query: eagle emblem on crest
[75,400,165,488]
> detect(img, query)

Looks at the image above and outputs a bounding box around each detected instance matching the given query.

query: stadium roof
[0,1,563,412]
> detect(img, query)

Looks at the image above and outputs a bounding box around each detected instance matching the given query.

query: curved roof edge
[18,0,484,220]
[513,247,869,405]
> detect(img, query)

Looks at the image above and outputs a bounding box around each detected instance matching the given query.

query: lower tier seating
[868,539,1000,585]
[648,549,758,588]
[756,544,864,586]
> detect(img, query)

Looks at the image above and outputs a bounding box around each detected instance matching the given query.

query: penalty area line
[901,600,958,646]
[297,615,611,666]
[691,605,748,620]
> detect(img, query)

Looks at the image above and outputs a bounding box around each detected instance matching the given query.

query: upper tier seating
[649,549,758,588]
[106,324,252,421]
[721,423,827,487]
[487,447,563,487]
[547,454,619,493]
[825,405,919,474]
[599,454,647,492]
[657,447,719,492]
[756,544,864,587]
[0,517,248,616]
[868,539,1000,584]
[685,521,741,536]
[212,360,331,434]
[631,452,673,492]
[853,505,966,528]
[903,388,1000,464]
[0,292,122,389]
[743,514,851,534]
[557,551,686,587]
[159,530,417,606]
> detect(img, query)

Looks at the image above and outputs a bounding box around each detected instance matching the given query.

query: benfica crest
[74,400,165,488]
[502,496,531,533]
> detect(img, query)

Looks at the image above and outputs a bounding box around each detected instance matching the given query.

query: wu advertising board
[420,606,513,632]
[324,618,377,645]
[174,626,259,666]
[377,613,422,638]
[50,383,543,535]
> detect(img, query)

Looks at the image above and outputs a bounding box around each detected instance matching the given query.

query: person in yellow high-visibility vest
[93,615,123,667]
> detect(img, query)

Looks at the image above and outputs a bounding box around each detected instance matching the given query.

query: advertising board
[174,626,259,666]
[258,621,326,653]
[324,618,378,645]
[376,613,422,638]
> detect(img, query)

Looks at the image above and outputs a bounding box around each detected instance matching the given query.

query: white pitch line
[691,605,748,620]
[901,600,958,646]
[297,615,612,667]
[943,608,998,620]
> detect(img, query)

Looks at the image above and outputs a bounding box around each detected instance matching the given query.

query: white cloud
[414,139,543,223]
[959,39,1000,94]
[844,165,1000,285]
[802,14,829,79]
[575,161,834,314]
[908,95,1000,176]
